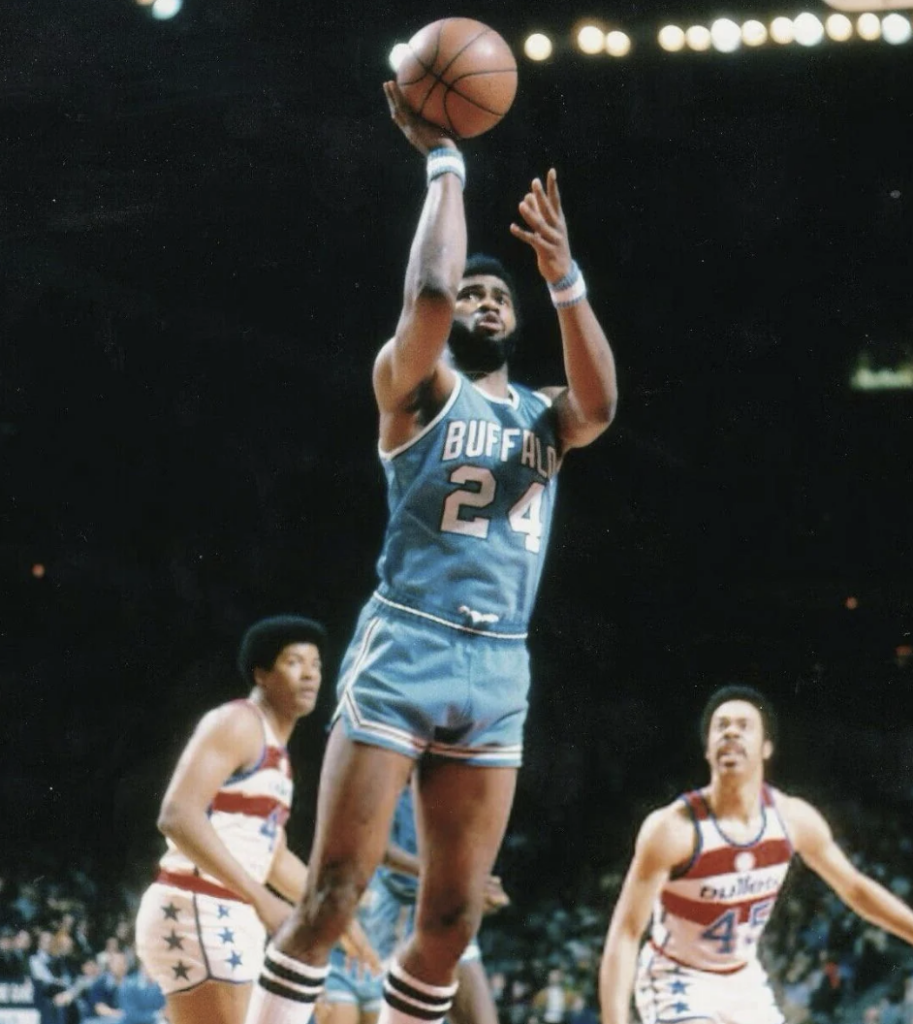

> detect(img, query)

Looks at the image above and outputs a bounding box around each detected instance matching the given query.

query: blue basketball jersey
[375,375,561,636]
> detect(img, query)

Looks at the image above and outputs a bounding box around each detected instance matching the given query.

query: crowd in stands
[2,795,912,1024]
[0,866,164,1024]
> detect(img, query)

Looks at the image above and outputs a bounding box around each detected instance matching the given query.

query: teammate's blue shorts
[360,874,414,965]
[360,875,483,969]
[333,593,530,767]
[323,947,384,1011]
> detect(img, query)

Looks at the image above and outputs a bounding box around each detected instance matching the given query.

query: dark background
[1,0,911,900]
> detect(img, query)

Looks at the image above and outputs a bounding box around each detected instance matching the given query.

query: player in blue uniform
[245,80,618,1024]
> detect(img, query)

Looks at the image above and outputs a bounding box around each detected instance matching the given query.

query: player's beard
[447,320,518,376]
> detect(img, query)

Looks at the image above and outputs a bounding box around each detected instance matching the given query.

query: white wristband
[548,261,587,308]
[426,148,465,190]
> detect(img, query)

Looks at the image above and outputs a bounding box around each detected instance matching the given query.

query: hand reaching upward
[383,80,458,156]
[510,168,574,285]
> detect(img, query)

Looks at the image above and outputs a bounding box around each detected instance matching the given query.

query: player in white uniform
[599,685,913,1024]
[135,616,375,1024]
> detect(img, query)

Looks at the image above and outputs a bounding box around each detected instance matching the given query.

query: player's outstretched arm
[511,169,618,452]
[157,704,293,935]
[785,795,913,946]
[374,82,466,432]
[599,807,689,1024]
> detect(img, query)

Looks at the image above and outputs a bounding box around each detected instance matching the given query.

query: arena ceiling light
[741,19,769,45]
[658,24,687,50]
[685,24,713,49]
[524,33,554,60]
[605,30,632,55]
[150,0,181,19]
[577,25,607,53]
[857,11,883,36]
[388,43,410,71]
[769,15,796,42]
[793,12,826,44]
[710,17,742,50]
[824,12,855,38]
[882,12,913,40]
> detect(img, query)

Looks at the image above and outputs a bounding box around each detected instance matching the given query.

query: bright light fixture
[524,33,554,60]
[824,12,854,39]
[389,43,410,71]
[882,12,912,42]
[658,25,687,51]
[710,17,742,51]
[685,24,713,50]
[605,30,632,56]
[770,16,796,42]
[577,25,606,54]
[857,12,882,38]
[741,20,768,45]
[793,12,825,44]
[151,0,181,18]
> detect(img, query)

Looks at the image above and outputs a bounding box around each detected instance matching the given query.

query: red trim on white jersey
[209,792,291,822]
[155,869,246,903]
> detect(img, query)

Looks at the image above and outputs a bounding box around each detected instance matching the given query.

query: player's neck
[706,773,764,823]
[466,365,510,398]
[249,690,297,745]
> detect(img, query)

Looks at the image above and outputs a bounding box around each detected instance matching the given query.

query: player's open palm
[383,81,457,156]
[510,168,573,285]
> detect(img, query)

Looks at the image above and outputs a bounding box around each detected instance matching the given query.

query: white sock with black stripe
[379,959,458,1024]
[244,944,328,1024]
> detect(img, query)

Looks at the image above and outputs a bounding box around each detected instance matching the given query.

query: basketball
[396,18,518,139]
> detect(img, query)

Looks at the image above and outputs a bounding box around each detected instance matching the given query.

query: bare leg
[450,960,499,1024]
[273,723,414,962]
[315,1001,362,1024]
[167,980,252,1024]
[401,761,517,986]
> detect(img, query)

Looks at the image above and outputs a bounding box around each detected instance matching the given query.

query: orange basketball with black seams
[396,18,518,139]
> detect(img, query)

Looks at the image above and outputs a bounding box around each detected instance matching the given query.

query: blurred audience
[1,794,910,1024]
[0,869,162,1024]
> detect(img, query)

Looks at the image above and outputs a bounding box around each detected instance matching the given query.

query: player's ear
[762,738,774,762]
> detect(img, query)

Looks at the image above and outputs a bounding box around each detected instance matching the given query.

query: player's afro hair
[237,615,327,686]
[699,684,778,746]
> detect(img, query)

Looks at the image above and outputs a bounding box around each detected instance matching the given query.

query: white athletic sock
[379,959,458,1024]
[244,944,328,1024]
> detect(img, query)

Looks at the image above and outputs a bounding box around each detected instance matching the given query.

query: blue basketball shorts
[360,876,415,966]
[360,876,483,969]
[323,946,384,1011]
[333,594,530,767]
